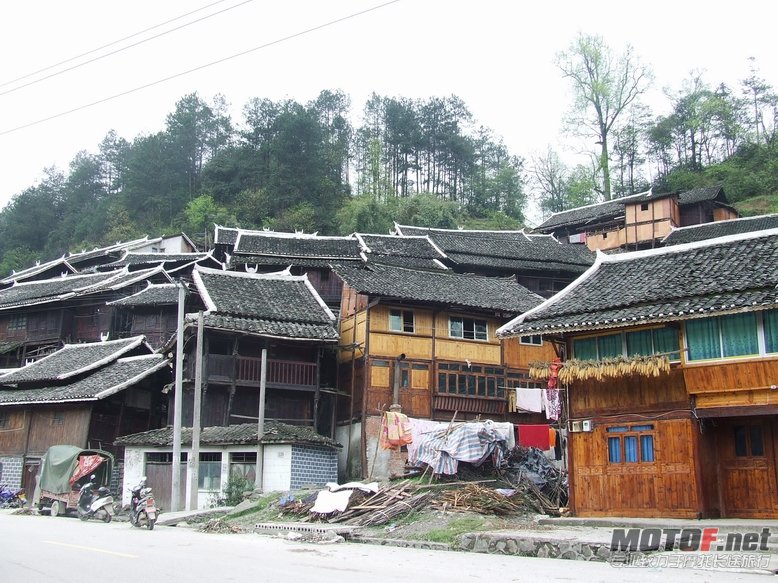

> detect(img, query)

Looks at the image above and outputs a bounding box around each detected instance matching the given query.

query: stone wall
[0,456,23,489]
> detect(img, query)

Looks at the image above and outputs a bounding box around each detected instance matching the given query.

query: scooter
[129,477,157,530]
[0,484,25,508]
[76,476,115,523]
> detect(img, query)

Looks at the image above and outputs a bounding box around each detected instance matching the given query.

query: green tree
[184,194,236,245]
[556,33,652,200]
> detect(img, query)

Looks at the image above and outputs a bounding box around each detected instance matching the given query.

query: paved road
[0,511,771,583]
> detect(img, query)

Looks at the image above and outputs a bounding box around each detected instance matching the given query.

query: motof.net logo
[610,527,771,552]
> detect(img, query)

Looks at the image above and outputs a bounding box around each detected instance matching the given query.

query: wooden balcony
[192,354,318,390]
[433,394,506,416]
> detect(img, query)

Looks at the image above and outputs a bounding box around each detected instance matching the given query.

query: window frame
[572,326,681,362]
[606,424,656,465]
[198,452,222,491]
[684,309,778,363]
[436,362,505,399]
[449,316,488,341]
[520,335,543,346]
[389,309,415,334]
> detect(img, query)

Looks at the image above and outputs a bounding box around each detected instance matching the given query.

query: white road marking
[42,540,138,558]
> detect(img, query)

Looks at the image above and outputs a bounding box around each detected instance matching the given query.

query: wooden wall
[26,406,91,457]
[684,358,778,409]
[0,409,29,455]
[502,337,557,369]
[571,417,702,518]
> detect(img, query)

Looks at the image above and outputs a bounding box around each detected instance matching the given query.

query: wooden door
[717,418,778,518]
[145,459,186,513]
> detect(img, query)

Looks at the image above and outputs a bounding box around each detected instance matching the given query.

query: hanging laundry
[379,410,413,449]
[508,387,517,412]
[518,424,550,449]
[543,388,562,421]
[515,388,543,412]
[548,426,557,450]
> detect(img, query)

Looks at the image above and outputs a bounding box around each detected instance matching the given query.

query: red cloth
[69,455,105,485]
[518,424,550,449]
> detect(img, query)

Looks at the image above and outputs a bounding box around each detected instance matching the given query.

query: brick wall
[0,456,23,489]
[290,445,338,489]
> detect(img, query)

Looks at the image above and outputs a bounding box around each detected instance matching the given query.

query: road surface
[0,510,771,582]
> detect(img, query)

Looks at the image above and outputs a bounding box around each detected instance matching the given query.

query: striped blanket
[408,420,509,475]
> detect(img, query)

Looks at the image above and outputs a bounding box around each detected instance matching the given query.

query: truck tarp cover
[39,445,109,494]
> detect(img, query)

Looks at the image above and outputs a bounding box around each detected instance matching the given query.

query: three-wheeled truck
[33,445,114,517]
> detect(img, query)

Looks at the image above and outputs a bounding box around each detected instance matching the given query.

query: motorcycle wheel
[131,512,141,528]
[79,511,89,522]
[49,500,60,517]
[102,513,112,524]
[147,518,155,531]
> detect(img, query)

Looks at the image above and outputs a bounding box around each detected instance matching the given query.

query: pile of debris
[503,446,568,514]
[198,517,248,534]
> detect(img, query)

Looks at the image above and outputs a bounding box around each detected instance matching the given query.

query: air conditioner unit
[570,420,582,432]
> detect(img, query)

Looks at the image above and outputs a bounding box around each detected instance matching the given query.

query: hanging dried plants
[528,354,671,382]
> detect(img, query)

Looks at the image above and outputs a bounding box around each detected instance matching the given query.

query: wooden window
[7,314,26,331]
[734,424,764,457]
[52,411,64,426]
[436,363,504,398]
[573,327,680,361]
[449,317,487,341]
[607,424,655,464]
[640,203,649,211]
[0,411,8,428]
[686,313,759,361]
[389,309,414,333]
[520,335,543,346]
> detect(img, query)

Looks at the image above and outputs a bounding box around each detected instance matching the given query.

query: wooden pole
[188,311,204,510]
[255,348,267,491]
[171,282,185,512]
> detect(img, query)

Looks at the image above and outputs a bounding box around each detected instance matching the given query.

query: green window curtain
[686,318,721,360]
[720,313,758,357]
[597,333,623,358]
[626,330,652,356]
[573,337,597,360]
[764,310,778,353]
[652,327,681,360]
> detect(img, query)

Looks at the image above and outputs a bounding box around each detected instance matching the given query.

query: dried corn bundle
[531,354,671,384]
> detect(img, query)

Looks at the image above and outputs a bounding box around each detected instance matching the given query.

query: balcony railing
[192,354,318,390]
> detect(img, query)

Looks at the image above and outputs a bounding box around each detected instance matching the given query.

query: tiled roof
[0,336,149,384]
[198,314,339,342]
[108,283,181,307]
[334,263,544,314]
[228,255,361,270]
[0,271,119,310]
[535,186,728,233]
[214,225,240,246]
[0,354,169,405]
[356,234,447,270]
[497,229,778,336]
[678,185,725,205]
[65,237,154,266]
[663,214,778,245]
[394,225,594,272]
[192,266,335,326]
[114,421,340,448]
[234,231,362,259]
[1,257,76,285]
[100,252,214,269]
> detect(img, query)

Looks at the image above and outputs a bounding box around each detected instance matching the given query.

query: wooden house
[498,227,778,518]
[534,186,739,252]
[392,224,594,298]
[0,336,170,498]
[0,267,171,367]
[332,262,555,479]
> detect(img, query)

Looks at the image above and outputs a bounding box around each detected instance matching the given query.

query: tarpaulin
[409,420,509,475]
[69,455,106,485]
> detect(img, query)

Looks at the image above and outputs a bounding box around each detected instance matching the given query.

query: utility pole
[172,282,185,512]
[255,348,267,491]
[188,311,204,511]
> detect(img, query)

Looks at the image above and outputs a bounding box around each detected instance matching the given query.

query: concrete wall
[262,444,292,492]
[364,415,406,480]
[336,422,362,481]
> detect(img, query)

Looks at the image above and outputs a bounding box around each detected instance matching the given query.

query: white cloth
[515,388,543,412]
[543,388,562,421]
[326,481,379,493]
[311,489,353,513]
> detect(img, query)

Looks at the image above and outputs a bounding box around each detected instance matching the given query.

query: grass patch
[417,517,487,544]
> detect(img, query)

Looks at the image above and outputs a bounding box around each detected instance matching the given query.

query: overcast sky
[0,0,775,213]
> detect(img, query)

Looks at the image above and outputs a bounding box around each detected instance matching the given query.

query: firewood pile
[433,483,530,515]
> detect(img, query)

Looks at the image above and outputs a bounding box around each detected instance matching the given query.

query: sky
[0,0,776,215]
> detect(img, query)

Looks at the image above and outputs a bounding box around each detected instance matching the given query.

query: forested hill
[3,80,778,279]
[0,91,526,276]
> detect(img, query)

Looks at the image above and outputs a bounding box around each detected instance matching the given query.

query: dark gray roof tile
[0,336,149,384]
[108,283,181,307]
[663,214,778,245]
[114,421,339,448]
[198,314,338,341]
[334,263,543,314]
[234,232,362,259]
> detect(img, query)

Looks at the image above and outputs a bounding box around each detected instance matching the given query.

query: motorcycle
[76,475,114,523]
[0,484,26,508]
[128,477,157,530]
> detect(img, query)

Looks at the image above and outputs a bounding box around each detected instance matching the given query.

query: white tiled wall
[262,445,292,491]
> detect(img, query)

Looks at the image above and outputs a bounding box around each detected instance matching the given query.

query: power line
[0,0,233,90]
[0,0,255,97]
[0,0,400,137]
